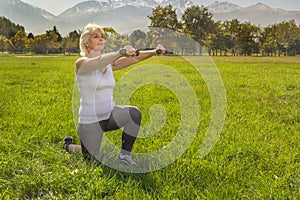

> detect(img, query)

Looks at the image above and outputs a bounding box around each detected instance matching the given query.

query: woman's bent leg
[77,122,104,160]
[107,106,142,155]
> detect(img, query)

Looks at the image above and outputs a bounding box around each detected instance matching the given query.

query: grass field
[0,55,299,199]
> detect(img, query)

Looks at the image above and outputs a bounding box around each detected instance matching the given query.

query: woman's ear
[84,41,89,48]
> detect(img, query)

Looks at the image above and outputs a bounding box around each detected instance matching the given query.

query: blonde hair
[79,23,104,56]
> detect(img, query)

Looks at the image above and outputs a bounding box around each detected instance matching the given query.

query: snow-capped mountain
[210,2,300,26]
[207,1,242,13]
[58,0,190,16]
[102,0,158,9]
[0,0,299,36]
[55,0,193,35]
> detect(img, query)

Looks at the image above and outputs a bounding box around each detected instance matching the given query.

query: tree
[103,27,130,53]
[276,20,299,56]
[31,34,48,54]
[103,27,119,51]
[236,22,260,56]
[260,25,278,56]
[0,35,12,52]
[210,21,227,56]
[27,33,34,39]
[181,5,215,55]
[223,19,241,56]
[103,27,118,38]
[147,4,181,51]
[52,26,62,42]
[11,30,27,53]
[44,26,64,54]
[295,39,300,55]
[62,30,80,55]
[129,29,146,48]
[0,16,24,38]
[24,33,35,52]
[148,4,181,30]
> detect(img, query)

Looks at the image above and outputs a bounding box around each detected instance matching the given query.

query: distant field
[0,55,299,199]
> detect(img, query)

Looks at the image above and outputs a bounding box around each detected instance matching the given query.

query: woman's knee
[129,106,142,124]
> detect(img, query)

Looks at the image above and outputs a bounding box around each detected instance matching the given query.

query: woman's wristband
[155,49,162,55]
[119,48,126,56]
[119,48,140,56]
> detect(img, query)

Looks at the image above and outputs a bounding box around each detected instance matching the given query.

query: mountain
[0,0,192,35]
[0,0,54,34]
[207,1,242,13]
[54,4,153,35]
[209,2,300,26]
[54,0,192,34]
[0,0,299,36]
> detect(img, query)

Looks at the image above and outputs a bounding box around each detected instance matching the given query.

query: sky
[22,0,300,16]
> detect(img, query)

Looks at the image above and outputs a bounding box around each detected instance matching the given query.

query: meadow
[0,54,299,199]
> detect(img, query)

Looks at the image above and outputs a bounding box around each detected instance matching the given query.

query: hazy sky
[22,0,300,15]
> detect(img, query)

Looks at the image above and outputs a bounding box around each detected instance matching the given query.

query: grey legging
[77,105,142,160]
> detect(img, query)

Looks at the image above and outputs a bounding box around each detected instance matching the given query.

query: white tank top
[76,65,115,124]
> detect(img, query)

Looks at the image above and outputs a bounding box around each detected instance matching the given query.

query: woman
[64,23,165,165]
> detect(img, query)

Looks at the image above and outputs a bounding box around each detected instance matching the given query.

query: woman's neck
[87,49,102,58]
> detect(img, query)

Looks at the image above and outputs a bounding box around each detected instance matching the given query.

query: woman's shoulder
[76,57,87,66]
[75,57,88,74]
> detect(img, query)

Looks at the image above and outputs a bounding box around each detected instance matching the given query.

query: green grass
[0,55,299,199]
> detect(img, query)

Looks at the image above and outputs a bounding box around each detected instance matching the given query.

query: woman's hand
[120,45,138,57]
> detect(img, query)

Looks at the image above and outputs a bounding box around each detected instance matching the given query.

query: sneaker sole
[118,158,136,165]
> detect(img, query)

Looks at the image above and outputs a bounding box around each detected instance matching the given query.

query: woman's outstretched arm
[112,45,166,71]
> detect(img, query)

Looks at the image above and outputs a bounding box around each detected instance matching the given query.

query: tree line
[1,4,300,56]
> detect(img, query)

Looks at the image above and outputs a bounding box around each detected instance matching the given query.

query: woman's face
[86,29,105,52]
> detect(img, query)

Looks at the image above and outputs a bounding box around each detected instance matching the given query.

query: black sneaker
[63,136,73,152]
